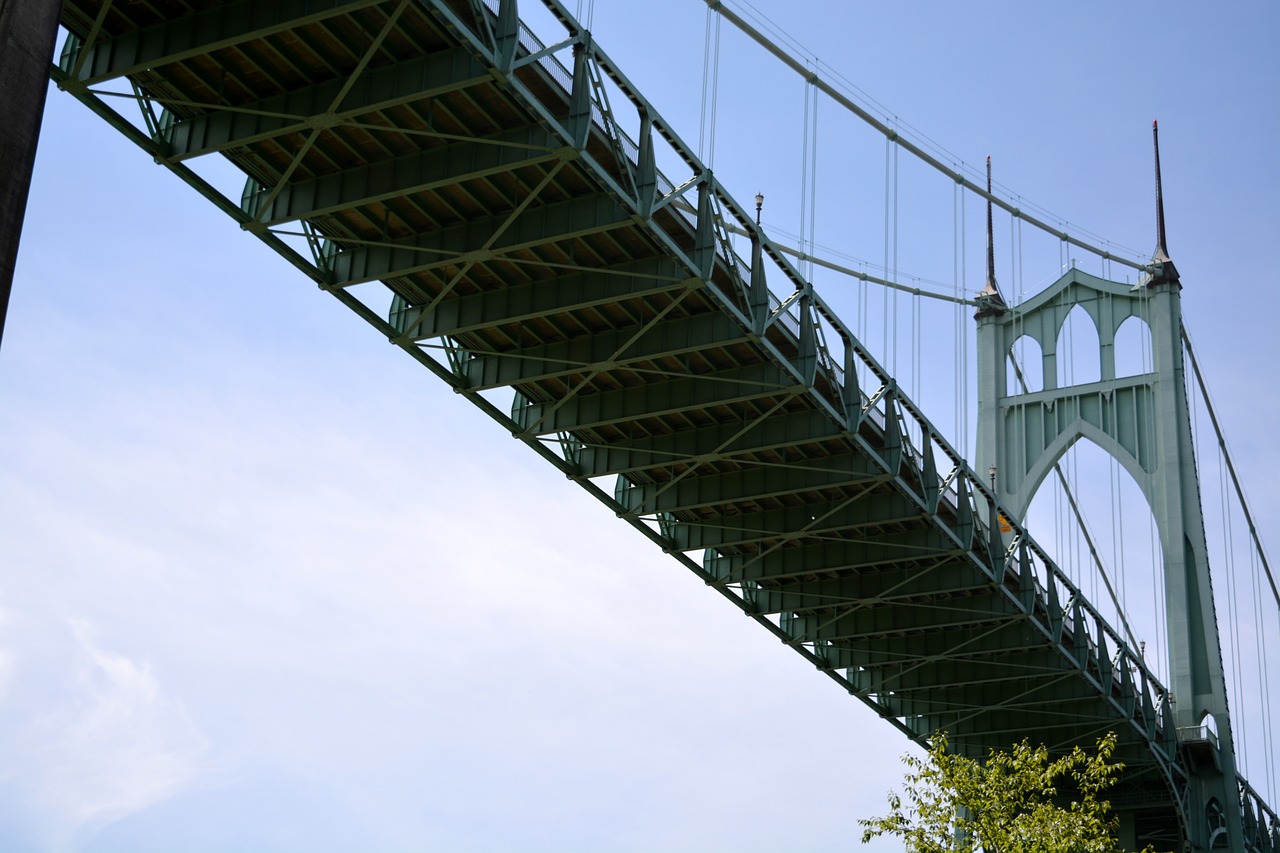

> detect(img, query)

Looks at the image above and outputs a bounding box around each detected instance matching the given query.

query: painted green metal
[46,1,1274,850]
[976,267,1252,848]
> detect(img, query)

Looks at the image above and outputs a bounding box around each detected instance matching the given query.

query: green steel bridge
[8,0,1275,848]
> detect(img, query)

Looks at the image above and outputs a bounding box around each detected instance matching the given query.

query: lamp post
[755,192,763,227]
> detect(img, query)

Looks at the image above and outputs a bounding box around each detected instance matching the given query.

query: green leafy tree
[859,732,1162,852]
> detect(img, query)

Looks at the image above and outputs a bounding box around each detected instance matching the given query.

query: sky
[2,1,1278,850]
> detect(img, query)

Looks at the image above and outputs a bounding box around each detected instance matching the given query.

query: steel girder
[667,497,926,552]
[64,0,390,85]
[162,47,492,160]
[389,257,692,340]
[515,364,793,437]
[246,124,564,225]
[459,312,752,391]
[706,528,958,577]
[782,592,1018,644]
[571,409,842,478]
[816,621,1047,671]
[737,559,1001,611]
[325,190,633,287]
[614,451,890,515]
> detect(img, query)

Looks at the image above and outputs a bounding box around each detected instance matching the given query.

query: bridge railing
[1238,775,1280,851]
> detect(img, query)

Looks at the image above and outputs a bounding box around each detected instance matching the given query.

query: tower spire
[975,156,1006,317]
[1149,120,1180,286]
[985,156,999,295]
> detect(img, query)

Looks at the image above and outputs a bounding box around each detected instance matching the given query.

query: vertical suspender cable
[1058,310,1073,579]
[952,180,961,444]
[707,13,721,168]
[913,288,921,404]
[883,137,891,369]
[798,78,817,283]
[799,81,809,279]
[1221,441,1247,778]
[809,84,818,279]
[1110,451,1120,616]
[962,187,969,453]
[891,138,899,377]
[698,7,713,163]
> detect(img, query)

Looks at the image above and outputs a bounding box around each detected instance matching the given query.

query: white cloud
[1,620,209,852]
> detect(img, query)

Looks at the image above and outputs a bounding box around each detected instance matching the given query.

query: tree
[859,732,1162,853]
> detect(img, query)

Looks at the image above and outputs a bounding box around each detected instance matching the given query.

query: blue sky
[2,1,1277,850]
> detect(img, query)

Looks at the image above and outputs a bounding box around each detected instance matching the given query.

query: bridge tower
[974,129,1242,850]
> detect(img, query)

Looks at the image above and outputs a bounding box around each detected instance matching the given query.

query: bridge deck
[53,0,1220,842]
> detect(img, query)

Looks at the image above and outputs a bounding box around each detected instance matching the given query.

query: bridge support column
[0,0,64,351]
[1147,279,1243,852]
[971,139,1245,851]
[974,266,1244,850]
[974,297,1005,519]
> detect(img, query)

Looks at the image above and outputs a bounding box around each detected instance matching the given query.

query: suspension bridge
[3,1,1278,849]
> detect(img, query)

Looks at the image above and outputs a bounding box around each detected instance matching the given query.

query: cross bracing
[46,0,1276,847]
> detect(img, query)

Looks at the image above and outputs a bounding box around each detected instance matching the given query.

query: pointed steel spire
[1153,120,1170,261]
[1148,120,1180,286]
[975,156,1007,318]
[982,156,1001,297]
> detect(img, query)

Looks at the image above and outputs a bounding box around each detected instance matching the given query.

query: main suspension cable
[714,213,976,306]
[702,0,1153,274]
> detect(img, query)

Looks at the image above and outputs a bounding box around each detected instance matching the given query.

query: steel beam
[707,531,959,581]
[574,409,842,478]
[516,363,793,436]
[329,190,633,287]
[818,621,1036,669]
[878,671,1095,712]
[668,494,925,551]
[784,593,1018,643]
[390,257,690,340]
[616,452,888,515]
[943,710,1129,745]
[68,0,387,84]
[740,559,995,613]
[460,311,751,390]
[164,46,491,159]
[868,648,1071,692]
[898,694,1119,732]
[251,126,564,224]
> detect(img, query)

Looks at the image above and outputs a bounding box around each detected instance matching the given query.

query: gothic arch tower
[974,130,1242,850]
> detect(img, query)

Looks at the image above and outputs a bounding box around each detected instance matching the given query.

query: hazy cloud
[2,620,209,851]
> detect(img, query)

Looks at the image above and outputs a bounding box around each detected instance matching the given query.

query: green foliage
[859,732,1159,853]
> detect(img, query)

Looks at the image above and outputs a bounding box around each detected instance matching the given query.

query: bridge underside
[49,0,1227,846]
